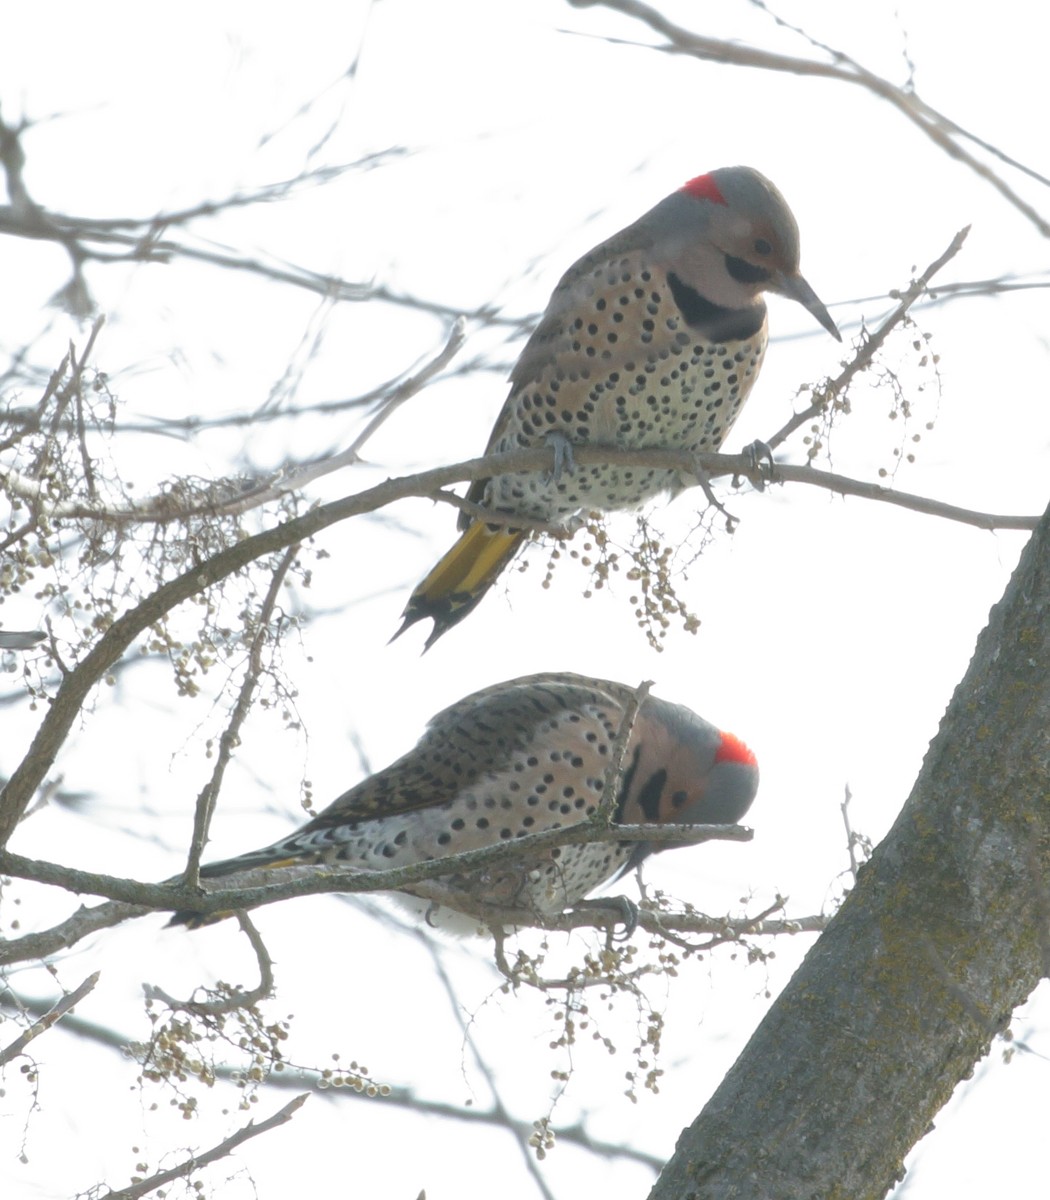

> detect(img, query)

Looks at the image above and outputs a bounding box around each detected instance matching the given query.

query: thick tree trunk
[650,501,1050,1200]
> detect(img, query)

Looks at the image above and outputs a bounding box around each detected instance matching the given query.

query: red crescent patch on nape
[715,730,758,768]
[681,173,728,205]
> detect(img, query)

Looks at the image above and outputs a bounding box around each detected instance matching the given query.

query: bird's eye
[754,238,772,256]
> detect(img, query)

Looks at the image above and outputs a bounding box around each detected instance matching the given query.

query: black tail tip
[167,909,219,930]
[388,609,439,653]
[388,616,413,646]
[389,599,462,654]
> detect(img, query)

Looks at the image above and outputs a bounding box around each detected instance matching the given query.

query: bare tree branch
[344,318,468,458]
[0,223,969,533]
[648,498,1050,1200]
[595,679,651,827]
[0,112,409,310]
[566,0,1050,236]
[1,435,1038,535]
[0,447,1037,857]
[181,546,299,888]
[767,461,1036,529]
[767,226,971,451]
[0,836,831,970]
[532,905,826,940]
[142,911,275,1015]
[0,900,148,965]
[0,819,751,919]
[0,969,99,1066]
[0,982,667,1170]
[418,930,561,1200]
[100,1093,309,1200]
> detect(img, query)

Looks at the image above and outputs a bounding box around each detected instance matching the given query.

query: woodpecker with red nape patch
[169,672,759,930]
[394,166,840,649]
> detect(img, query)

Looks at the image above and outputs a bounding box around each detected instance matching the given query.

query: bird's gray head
[671,166,840,340]
[621,698,759,827]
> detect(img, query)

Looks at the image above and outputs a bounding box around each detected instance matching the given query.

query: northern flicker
[170,672,758,929]
[395,166,840,649]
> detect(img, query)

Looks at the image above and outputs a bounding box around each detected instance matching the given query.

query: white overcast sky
[1,2,1048,1198]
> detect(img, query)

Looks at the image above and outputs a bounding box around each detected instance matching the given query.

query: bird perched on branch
[394,166,840,649]
[170,672,758,930]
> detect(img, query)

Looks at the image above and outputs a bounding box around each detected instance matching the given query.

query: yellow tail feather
[394,521,525,649]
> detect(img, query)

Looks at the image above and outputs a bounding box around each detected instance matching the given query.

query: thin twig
[770,460,1036,530]
[142,912,275,1016]
[192,318,468,517]
[593,680,652,828]
[646,894,791,954]
[0,232,1037,858]
[66,317,107,498]
[0,820,751,913]
[0,453,1035,857]
[0,901,149,966]
[345,318,466,459]
[569,0,1050,236]
[101,1093,309,1200]
[0,439,1036,535]
[182,545,300,888]
[417,931,560,1200]
[768,226,971,451]
[0,886,822,971]
[840,785,863,886]
[534,900,827,941]
[0,969,100,1066]
[0,982,668,1168]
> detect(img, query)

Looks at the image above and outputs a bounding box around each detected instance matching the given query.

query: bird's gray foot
[572,894,640,941]
[739,439,777,492]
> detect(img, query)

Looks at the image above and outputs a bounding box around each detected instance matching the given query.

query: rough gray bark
[649,500,1050,1200]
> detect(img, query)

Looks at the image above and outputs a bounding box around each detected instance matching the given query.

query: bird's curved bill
[773,270,841,342]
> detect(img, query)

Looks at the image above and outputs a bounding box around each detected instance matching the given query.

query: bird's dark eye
[754,238,772,256]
